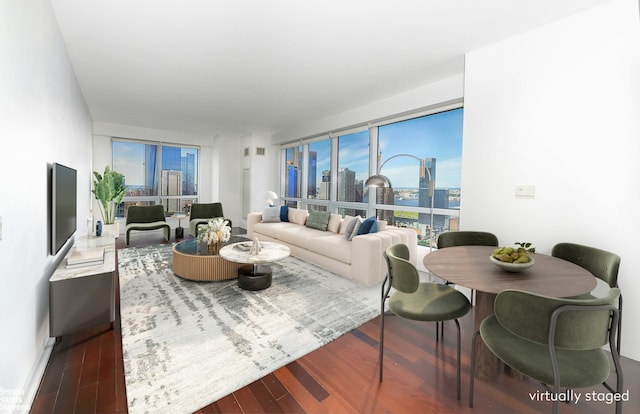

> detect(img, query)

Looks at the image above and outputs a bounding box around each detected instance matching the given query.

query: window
[280,106,463,249]
[376,108,463,247]
[112,139,200,217]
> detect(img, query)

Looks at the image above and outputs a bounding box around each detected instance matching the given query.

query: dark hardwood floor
[31,229,639,413]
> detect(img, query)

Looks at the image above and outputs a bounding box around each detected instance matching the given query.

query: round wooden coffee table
[219,241,290,290]
[172,237,248,282]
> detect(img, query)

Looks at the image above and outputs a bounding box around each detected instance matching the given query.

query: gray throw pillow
[305,210,331,231]
[344,215,363,241]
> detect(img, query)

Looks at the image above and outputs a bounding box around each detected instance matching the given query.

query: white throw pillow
[261,206,281,223]
[327,214,342,233]
[288,208,308,225]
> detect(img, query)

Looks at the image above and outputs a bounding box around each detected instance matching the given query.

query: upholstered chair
[189,202,232,237]
[551,242,622,353]
[469,288,623,414]
[125,205,171,245]
[380,243,471,400]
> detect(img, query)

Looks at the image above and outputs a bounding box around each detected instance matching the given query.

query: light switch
[515,185,535,198]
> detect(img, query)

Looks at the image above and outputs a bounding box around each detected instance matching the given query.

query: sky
[312,108,463,189]
[112,142,198,186]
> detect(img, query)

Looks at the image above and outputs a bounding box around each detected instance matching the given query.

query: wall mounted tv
[50,162,77,255]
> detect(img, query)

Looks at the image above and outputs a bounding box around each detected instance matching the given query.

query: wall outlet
[515,185,535,198]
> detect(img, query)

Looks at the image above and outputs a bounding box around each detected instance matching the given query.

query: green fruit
[497,254,513,263]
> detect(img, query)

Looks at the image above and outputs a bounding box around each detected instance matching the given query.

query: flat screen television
[50,162,77,255]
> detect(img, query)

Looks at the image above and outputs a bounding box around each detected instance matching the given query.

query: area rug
[118,244,381,414]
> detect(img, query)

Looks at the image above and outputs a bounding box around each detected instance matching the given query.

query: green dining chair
[380,243,471,400]
[435,231,499,333]
[469,288,623,414]
[551,242,622,353]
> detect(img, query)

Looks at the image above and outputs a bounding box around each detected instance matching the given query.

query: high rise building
[161,170,182,213]
[308,151,317,198]
[285,147,302,198]
[144,145,158,196]
[319,170,331,200]
[419,157,436,226]
[182,152,197,195]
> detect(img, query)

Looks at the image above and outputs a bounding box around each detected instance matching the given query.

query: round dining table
[423,245,596,380]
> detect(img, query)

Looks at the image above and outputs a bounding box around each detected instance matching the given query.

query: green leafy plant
[92,166,126,225]
[515,242,536,253]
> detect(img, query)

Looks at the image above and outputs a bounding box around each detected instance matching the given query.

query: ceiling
[50,0,610,137]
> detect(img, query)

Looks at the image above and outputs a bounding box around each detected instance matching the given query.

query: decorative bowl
[489,255,535,272]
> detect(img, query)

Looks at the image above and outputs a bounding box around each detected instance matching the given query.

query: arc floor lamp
[365,153,436,250]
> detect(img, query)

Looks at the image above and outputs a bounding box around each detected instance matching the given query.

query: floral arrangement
[197,217,231,247]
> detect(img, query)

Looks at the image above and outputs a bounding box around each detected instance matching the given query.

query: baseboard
[19,337,55,413]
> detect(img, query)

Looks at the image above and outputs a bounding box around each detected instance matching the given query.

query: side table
[219,241,290,290]
[172,213,188,239]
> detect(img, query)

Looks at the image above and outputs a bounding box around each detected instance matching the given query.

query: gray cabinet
[49,233,116,337]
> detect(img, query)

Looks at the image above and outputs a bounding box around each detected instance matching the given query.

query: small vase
[208,242,219,255]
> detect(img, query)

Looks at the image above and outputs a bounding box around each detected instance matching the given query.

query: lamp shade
[264,191,278,200]
[365,174,392,188]
[264,190,278,206]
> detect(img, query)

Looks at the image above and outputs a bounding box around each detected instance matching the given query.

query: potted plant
[92,166,126,234]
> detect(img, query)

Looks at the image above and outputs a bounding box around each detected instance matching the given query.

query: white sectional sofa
[247,207,418,286]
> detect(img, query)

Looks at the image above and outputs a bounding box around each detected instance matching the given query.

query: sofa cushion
[357,216,379,235]
[306,210,331,231]
[252,221,298,239]
[327,214,342,233]
[277,225,332,248]
[261,206,281,223]
[280,205,289,222]
[344,215,363,241]
[307,234,352,265]
[288,208,308,225]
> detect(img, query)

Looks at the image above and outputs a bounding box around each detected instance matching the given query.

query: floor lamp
[365,153,435,251]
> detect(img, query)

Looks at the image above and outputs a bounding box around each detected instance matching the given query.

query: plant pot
[102,222,120,238]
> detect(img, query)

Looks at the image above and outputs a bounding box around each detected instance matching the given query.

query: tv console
[49,232,116,338]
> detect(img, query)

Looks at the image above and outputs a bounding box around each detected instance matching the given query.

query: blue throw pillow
[357,216,379,235]
[280,205,289,222]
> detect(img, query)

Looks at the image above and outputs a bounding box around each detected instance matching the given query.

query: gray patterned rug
[118,244,380,414]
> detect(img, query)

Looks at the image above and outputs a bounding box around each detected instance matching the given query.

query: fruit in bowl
[490,242,535,272]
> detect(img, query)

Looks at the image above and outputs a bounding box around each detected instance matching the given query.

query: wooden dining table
[423,245,597,380]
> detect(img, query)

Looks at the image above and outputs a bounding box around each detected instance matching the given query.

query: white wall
[0,0,93,407]
[462,0,640,360]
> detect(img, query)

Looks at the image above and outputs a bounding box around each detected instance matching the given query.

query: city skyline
[306,108,463,193]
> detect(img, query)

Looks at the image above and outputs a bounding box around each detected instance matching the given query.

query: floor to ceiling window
[375,108,463,247]
[280,105,463,248]
[112,139,200,217]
